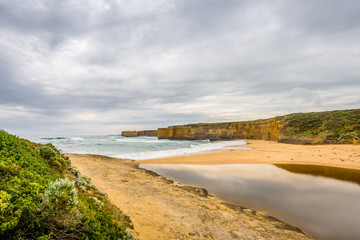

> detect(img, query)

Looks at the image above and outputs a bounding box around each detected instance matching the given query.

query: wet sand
[138,140,360,170]
[66,153,312,240]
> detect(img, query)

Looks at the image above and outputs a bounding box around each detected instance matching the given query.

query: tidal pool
[139,163,360,240]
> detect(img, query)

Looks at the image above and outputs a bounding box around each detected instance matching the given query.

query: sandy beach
[138,140,360,170]
[66,140,360,239]
[67,153,312,240]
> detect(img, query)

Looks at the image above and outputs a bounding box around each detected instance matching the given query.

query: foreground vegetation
[0,130,134,240]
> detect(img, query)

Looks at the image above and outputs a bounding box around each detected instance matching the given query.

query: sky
[1,0,360,137]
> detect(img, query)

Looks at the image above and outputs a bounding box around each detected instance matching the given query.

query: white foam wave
[114,140,247,160]
[69,137,85,141]
[115,137,162,143]
[114,137,209,144]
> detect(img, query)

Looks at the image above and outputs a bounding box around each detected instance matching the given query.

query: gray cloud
[279,0,360,35]
[0,0,359,136]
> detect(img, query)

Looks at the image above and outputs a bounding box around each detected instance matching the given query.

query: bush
[37,146,67,172]
[38,146,57,160]
[0,130,133,239]
[0,190,12,212]
[41,178,78,216]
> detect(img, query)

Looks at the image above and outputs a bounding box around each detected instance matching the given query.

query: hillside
[157,109,360,144]
[0,130,134,240]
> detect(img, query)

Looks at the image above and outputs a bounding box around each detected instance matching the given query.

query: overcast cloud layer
[1,0,360,136]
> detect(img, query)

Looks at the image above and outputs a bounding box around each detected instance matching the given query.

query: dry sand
[66,140,360,239]
[66,153,312,240]
[138,140,360,170]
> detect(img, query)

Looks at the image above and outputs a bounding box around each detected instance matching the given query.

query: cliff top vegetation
[282,109,360,142]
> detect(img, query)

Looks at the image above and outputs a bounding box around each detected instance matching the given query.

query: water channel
[139,163,360,240]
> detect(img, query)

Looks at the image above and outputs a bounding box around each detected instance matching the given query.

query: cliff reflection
[140,163,360,240]
[275,164,360,186]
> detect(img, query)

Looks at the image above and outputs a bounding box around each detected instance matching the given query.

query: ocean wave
[115,138,161,143]
[114,140,246,160]
[40,137,68,140]
[69,137,85,141]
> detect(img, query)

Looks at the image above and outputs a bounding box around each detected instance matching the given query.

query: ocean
[31,135,247,160]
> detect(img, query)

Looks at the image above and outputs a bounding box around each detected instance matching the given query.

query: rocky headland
[157,109,360,144]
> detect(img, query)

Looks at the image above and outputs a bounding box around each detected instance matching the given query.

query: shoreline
[66,153,313,240]
[65,140,359,239]
[138,139,360,170]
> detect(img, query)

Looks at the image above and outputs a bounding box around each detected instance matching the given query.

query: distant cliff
[158,109,360,144]
[122,130,157,137]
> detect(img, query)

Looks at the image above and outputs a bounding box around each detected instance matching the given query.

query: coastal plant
[0,190,12,212]
[40,179,81,238]
[37,145,67,171]
[75,175,88,187]
[121,231,135,240]
[283,109,360,143]
[41,178,78,216]
[69,165,79,175]
[93,185,107,197]
[0,130,133,239]
[71,167,108,197]
[38,145,57,160]
[91,196,104,207]
[0,190,16,233]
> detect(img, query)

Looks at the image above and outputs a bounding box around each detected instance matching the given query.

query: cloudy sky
[1,0,359,136]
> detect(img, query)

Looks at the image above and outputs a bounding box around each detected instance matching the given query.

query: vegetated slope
[157,109,360,144]
[282,109,360,143]
[0,130,134,240]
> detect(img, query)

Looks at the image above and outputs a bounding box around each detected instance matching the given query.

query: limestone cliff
[136,130,158,137]
[121,131,138,137]
[158,109,360,144]
[158,118,285,141]
[122,130,157,137]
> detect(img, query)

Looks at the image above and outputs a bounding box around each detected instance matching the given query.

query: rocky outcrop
[157,109,360,144]
[121,130,157,137]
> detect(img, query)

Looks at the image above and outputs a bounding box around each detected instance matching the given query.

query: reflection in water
[275,164,360,186]
[139,164,360,240]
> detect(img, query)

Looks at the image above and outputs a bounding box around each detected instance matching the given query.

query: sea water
[31,135,247,160]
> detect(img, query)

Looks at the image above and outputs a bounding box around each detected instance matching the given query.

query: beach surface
[138,140,360,170]
[66,152,312,240]
[66,140,360,239]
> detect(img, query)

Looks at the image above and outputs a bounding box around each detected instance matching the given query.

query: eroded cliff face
[122,130,157,137]
[136,130,158,137]
[158,117,285,141]
[121,131,138,137]
[157,112,360,144]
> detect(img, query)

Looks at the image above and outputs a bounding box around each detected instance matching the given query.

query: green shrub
[41,179,78,216]
[0,130,133,239]
[0,190,11,212]
[38,146,57,160]
[37,146,68,172]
